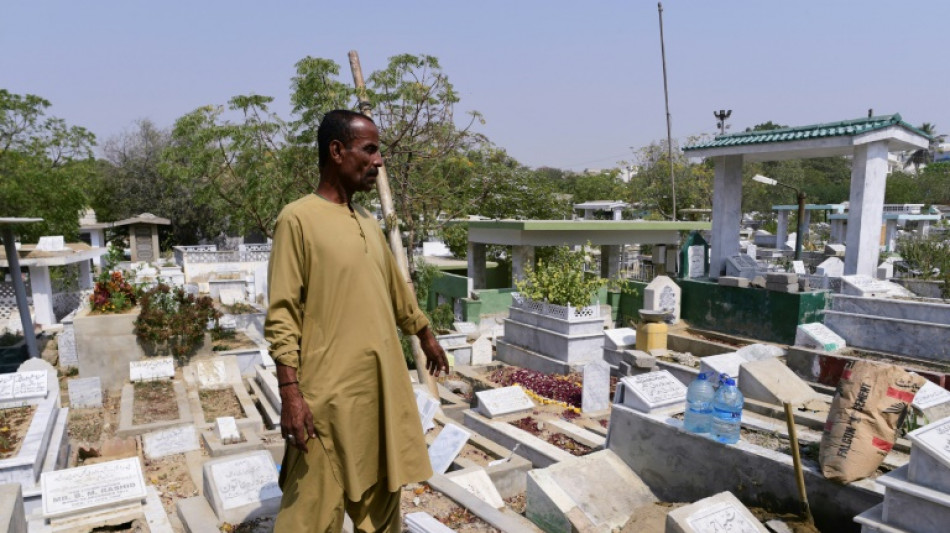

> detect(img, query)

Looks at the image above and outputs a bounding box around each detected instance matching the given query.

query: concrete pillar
[709,155,743,278]
[89,229,107,268]
[830,219,844,243]
[775,211,789,250]
[601,245,620,279]
[78,260,93,290]
[584,209,594,220]
[27,266,56,326]
[884,219,898,252]
[511,245,535,283]
[613,209,623,221]
[921,220,931,237]
[467,242,487,290]
[845,140,889,276]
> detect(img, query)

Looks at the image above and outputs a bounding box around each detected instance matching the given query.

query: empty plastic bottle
[712,377,744,444]
[684,372,715,433]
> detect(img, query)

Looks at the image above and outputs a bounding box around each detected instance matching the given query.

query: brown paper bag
[819,360,926,483]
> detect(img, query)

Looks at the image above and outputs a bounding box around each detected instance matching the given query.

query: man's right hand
[280,386,317,453]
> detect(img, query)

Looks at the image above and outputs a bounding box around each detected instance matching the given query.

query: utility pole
[658,2,677,221]
[348,50,439,399]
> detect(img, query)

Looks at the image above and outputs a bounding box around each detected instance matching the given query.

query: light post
[752,175,806,260]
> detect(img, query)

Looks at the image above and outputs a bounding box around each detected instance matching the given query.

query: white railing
[883,204,924,214]
[174,244,271,264]
[511,292,601,320]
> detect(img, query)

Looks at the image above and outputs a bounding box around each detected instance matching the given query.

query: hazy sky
[4,1,948,170]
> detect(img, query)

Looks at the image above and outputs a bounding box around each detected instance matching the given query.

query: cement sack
[819,360,926,483]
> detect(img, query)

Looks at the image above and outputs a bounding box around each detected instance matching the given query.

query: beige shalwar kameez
[265,194,432,531]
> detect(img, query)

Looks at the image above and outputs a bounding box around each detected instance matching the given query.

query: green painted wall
[427,272,470,311]
[460,288,518,322]
[616,281,648,328]
[678,279,826,344]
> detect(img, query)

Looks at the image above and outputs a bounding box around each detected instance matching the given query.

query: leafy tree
[627,138,714,219]
[0,89,97,241]
[904,123,945,176]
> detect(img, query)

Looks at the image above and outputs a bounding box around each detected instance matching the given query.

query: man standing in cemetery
[265,109,449,532]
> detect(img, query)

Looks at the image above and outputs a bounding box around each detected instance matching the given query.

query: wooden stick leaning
[784,402,814,525]
[348,50,440,400]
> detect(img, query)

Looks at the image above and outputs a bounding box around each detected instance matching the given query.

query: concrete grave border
[117,380,193,438]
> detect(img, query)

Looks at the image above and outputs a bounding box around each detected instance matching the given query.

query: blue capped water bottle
[712,376,743,444]
[683,373,715,433]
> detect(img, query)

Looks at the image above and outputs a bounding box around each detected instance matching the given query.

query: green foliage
[515,245,607,307]
[429,303,455,332]
[89,271,137,313]
[134,284,221,363]
[0,89,97,241]
[624,138,714,219]
[0,329,23,347]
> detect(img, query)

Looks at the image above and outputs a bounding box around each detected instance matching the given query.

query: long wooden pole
[658,2,677,221]
[784,402,814,524]
[348,50,439,399]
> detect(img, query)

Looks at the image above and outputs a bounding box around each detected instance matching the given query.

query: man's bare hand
[417,326,449,377]
[280,386,316,453]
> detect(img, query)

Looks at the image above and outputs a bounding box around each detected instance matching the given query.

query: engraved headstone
[687,245,706,279]
[143,424,200,459]
[41,457,147,519]
[0,374,13,402]
[16,358,56,398]
[745,244,757,260]
[699,352,746,386]
[470,335,493,366]
[582,360,611,413]
[58,324,78,367]
[725,254,759,279]
[205,451,281,523]
[11,371,47,400]
[415,390,439,433]
[67,377,102,408]
[792,261,806,275]
[453,322,479,335]
[129,357,175,382]
[218,288,245,306]
[215,416,242,444]
[795,323,846,352]
[620,371,687,412]
[446,468,505,509]
[428,423,471,474]
[195,359,228,389]
[475,386,534,418]
[667,491,767,533]
[912,382,950,424]
[643,276,681,323]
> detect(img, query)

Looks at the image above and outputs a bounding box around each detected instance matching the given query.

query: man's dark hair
[318,110,374,168]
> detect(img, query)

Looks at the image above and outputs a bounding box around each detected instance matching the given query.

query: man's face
[337,118,383,193]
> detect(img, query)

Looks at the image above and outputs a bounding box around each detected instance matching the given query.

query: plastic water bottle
[684,373,715,433]
[712,377,744,444]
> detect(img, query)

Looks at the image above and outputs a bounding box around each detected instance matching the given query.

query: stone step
[906,416,950,493]
[853,503,912,533]
[879,465,950,533]
[501,320,604,363]
[495,339,596,376]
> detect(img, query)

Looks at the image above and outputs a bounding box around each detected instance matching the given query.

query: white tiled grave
[475,385,534,419]
[666,490,767,533]
[0,370,49,408]
[202,450,282,525]
[619,371,686,412]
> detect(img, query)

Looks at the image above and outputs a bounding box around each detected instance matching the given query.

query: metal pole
[658,2,677,221]
[347,50,439,399]
[795,191,806,260]
[1,227,38,358]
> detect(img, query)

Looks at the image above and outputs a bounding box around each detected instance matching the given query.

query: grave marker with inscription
[67,377,102,408]
[41,457,147,519]
[912,382,950,423]
[129,357,175,382]
[666,491,767,533]
[415,390,439,433]
[446,468,505,509]
[195,360,228,389]
[620,371,687,412]
[204,451,281,523]
[792,261,806,275]
[470,336,493,366]
[643,276,681,324]
[475,386,534,418]
[428,423,471,474]
[215,417,242,444]
[795,323,846,352]
[604,328,637,350]
[143,424,200,459]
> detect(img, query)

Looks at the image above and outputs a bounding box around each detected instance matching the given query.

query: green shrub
[134,284,221,363]
[515,245,606,307]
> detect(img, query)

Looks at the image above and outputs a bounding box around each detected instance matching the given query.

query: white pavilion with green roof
[684,114,931,278]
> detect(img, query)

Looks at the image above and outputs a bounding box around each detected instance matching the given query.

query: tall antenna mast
[658,2,676,221]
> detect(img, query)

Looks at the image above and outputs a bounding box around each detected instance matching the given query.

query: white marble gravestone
[129,357,175,382]
[215,416,242,443]
[428,423,471,474]
[58,324,78,367]
[582,360,611,413]
[643,276,681,323]
[143,424,200,459]
[204,451,281,523]
[41,457,147,519]
[906,416,950,493]
[415,390,439,433]
[11,371,47,400]
[218,288,245,306]
[470,336,493,366]
[453,322,479,335]
[67,377,102,408]
[913,383,950,424]
[725,255,759,279]
[446,468,505,509]
[795,323,846,352]
[667,490,767,533]
[687,244,706,279]
[745,244,757,260]
[698,352,746,386]
[620,371,687,412]
[840,275,911,298]
[604,328,637,350]
[792,261,806,275]
[195,360,229,389]
[35,236,65,252]
[476,386,534,418]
